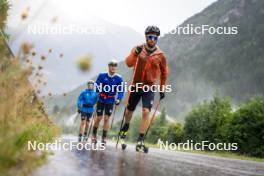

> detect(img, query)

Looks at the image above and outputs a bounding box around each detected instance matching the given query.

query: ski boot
[78,135,83,142]
[91,135,97,144]
[83,135,88,142]
[136,140,148,153]
[119,130,128,150]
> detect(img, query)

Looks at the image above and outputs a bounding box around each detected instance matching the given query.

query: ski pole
[87,113,95,139]
[144,100,161,139]
[110,105,117,130]
[74,112,80,123]
[115,108,127,148]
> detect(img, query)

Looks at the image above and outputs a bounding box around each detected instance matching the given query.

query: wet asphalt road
[34,136,264,176]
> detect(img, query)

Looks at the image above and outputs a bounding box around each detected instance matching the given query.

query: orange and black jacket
[125,45,169,88]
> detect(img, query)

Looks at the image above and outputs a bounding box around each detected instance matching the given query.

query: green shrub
[166,122,184,143]
[228,97,264,157]
[184,95,232,143]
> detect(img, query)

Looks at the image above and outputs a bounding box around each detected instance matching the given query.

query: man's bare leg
[84,120,89,132]
[79,119,86,141]
[93,115,102,129]
[125,109,133,123]
[102,115,110,143]
[92,115,102,142]
[103,115,110,130]
[119,109,134,139]
[136,108,151,152]
[83,120,89,141]
[139,108,150,134]
[79,120,86,135]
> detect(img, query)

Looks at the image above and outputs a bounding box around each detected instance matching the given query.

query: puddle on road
[34,136,263,176]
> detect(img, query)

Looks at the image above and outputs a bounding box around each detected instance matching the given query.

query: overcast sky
[9,0,217,35]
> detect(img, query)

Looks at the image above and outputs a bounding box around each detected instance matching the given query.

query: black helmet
[87,80,95,85]
[145,26,160,36]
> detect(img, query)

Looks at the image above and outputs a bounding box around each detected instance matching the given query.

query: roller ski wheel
[121,144,127,150]
[136,142,149,153]
[119,131,128,150]
[120,139,127,150]
[144,146,149,153]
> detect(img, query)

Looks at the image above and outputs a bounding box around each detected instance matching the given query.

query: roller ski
[135,140,148,153]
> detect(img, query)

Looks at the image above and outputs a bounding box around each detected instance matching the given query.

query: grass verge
[0,36,60,176]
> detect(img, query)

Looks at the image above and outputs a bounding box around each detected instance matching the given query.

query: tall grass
[0,37,59,176]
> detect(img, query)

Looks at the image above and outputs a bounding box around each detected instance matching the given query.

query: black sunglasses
[108,63,118,67]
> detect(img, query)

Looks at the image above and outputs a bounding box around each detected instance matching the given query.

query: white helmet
[108,59,118,66]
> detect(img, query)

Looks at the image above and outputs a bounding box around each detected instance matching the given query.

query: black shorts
[96,101,114,116]
[81,112,93,121]
[127,89,155,111]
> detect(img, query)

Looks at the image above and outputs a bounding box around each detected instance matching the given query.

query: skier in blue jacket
[77,80,98,142]
[92,60,124,145]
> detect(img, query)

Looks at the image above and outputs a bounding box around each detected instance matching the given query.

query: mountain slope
[158,0,264,118]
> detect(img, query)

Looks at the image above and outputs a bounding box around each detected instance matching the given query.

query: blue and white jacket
[95,72,124,104]
[77,89,98,113]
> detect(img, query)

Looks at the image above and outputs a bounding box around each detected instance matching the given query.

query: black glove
[77,109,81,113]
[135,45,143,55]
[160,92,165,100]
[115,99,121,105]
